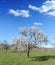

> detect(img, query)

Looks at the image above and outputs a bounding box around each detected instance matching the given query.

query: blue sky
[0,0,55,46]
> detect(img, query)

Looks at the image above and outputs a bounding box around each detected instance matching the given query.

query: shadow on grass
[30,55,55,61]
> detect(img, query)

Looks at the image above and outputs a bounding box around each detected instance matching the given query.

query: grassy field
[0,49,55,65]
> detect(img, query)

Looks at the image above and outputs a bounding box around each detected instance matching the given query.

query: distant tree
[0,40,9,52]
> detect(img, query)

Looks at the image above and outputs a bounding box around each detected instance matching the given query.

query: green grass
[0,49,55,65]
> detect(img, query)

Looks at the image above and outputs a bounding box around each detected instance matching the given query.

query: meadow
[0,49,55,65]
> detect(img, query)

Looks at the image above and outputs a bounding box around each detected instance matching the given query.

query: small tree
[0,40,9,52]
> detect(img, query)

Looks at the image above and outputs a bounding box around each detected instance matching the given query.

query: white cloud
[34,22,43,26]
[28,0,55,16]
[29,4,38,11]
[47,11,55,16]
[9,9,30,18]
[9,9,20,16]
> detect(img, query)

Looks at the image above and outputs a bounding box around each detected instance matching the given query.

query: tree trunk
[27,43,30,58]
